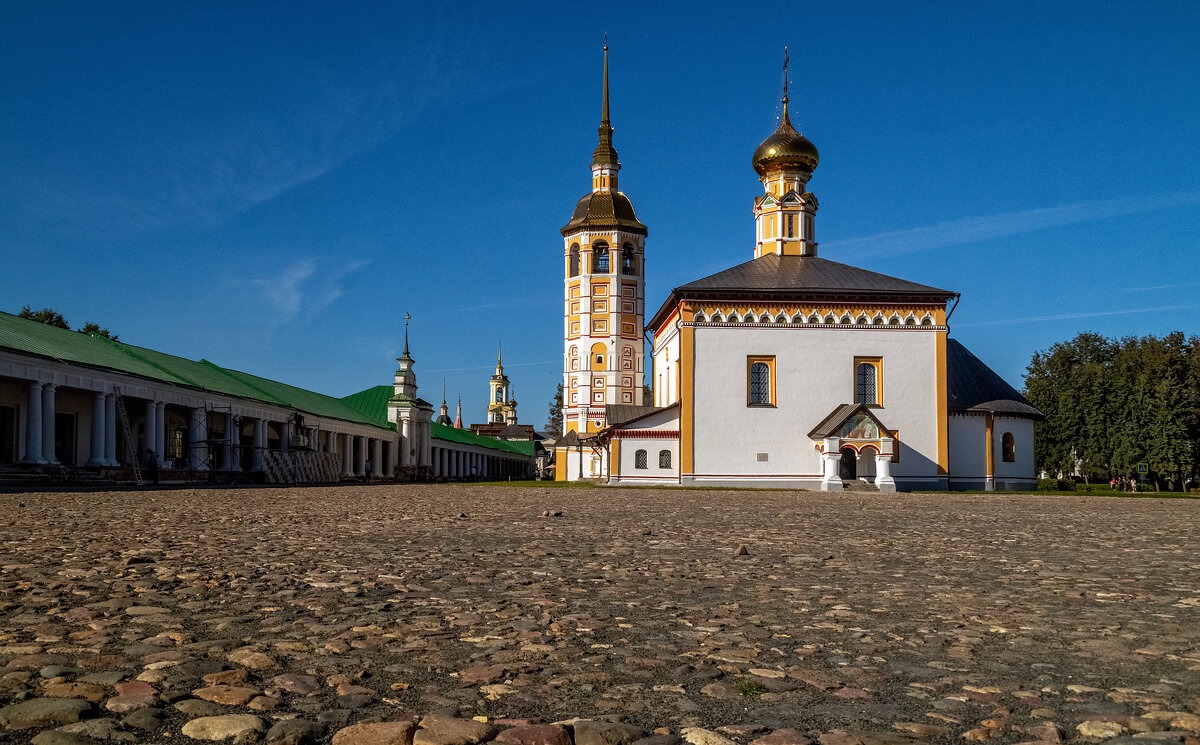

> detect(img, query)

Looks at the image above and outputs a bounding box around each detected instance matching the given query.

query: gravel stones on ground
[266,718,327,745]
[0,485,1199,744]
[180,713,266,742]
[415,713,496,745]
[0,698,93,730]
[496,723,574,745]
[332,720,417,745]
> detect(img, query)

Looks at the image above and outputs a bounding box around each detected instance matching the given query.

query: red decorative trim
[689,473,824,478]
[614,429,680,439]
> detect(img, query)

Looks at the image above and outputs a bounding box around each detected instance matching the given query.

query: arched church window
[855,363,877,404]
[1002,432,1015,462]
[659,449,672,469]
[495,389,503,402]
[622,244,635,275]
[749,362,771,404]
[569,244,580,277]
[634,449,647,469]
[592,242,610,273]
[786,214,795,238]
[590,343,607,371]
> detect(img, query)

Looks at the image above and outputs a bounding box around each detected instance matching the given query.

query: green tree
[642,382,653,406]
[1026,331,1200,490]
[79,322,118,341]
[17,305,69,329]
[545,383,564,437]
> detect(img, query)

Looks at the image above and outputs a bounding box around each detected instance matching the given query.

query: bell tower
[486,344,517,424]
[559,43,648,478]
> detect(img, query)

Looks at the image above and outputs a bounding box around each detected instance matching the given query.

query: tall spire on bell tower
[592,37,618,171]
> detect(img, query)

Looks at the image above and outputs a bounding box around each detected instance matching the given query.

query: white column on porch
[188,407,209,470]
[41,383,58,464]
[399,419,411,467]
[22,381,44,464]
[876,438,896,492]
[143,399,156,465]
[820,437,843,492]
[88,392,106,466]
[875,453,896,492]
[252,418,267,472]
[340,433,353,477]
[103,393,117,466]
[356,435,368,476]
[154,401,166,466]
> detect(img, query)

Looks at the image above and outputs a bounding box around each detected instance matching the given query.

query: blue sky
[3,2,1198,428]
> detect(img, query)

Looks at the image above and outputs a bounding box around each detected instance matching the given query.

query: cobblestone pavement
[0,485,1198,745]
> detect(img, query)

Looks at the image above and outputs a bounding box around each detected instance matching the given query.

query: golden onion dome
[752,98,819,176]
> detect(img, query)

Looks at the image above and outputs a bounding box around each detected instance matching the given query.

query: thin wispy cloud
[6,16,475,239]
[954,303,1200,328]
[249,257,371,328]
[825,189,1200,257]
[1124,282,1200,292]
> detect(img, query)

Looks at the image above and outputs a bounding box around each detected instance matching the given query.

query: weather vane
[783,46,789,103]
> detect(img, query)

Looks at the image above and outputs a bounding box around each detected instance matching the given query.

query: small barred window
[659,449,672,469]
[749,362,771,404]
[855,363,877,404]
[635,449,648,469]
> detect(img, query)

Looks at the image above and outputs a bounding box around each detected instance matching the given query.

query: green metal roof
[0,311,393,432]
[430,422,535,456]
[337,382,530,456]
[340,385,393,427]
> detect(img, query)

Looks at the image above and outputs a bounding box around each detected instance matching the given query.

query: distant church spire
[403,312,411,357]
[454,398,463,429]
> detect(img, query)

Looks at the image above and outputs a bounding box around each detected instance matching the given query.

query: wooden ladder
[112,387,144,486]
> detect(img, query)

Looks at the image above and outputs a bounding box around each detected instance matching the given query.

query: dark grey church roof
[947,339,1043,419]
[680,253,951,295]
[605,404,662,428]
[650,253,955,329]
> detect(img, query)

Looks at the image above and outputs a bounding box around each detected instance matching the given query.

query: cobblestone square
[1,486,1198,745]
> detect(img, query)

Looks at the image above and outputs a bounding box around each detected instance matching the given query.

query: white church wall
[614,437,679,484]
[652,325,680,407]
[948,413,987,489]
[689,325,942,486]
[611,406,680,484]
[994,416,1036,489]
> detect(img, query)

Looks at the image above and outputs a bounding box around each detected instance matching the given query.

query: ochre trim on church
[935,330,949,475]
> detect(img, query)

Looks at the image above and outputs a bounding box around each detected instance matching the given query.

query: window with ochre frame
[853,356,883,406]
[746,355,776,407]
